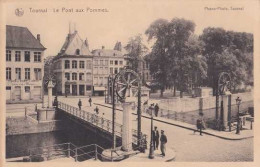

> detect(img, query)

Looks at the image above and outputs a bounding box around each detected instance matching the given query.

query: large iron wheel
[114,69,140,101]
[218,72,231,95]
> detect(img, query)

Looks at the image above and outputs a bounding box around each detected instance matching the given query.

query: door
[34,86,41,99]
[14,86,21,100]
[65,85,70,95]
[79,85,85,95]
[72,85,77,95]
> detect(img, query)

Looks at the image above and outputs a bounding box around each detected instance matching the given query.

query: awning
[94,86,106,91]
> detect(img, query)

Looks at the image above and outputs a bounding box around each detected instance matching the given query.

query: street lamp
[236,97,242,134]
[148,107,154,159]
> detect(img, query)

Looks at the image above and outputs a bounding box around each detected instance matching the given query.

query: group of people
[77,97,99,114]
[144,100,160,117]
[152,126,168,157]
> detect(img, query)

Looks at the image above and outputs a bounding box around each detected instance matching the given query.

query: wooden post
[68,143,70,157]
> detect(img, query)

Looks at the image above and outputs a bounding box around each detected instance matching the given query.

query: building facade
[6,25,46,103]
[53,30,93,96]
[92,42,126,96]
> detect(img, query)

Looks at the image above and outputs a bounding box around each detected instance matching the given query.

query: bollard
[68,144,70,157]
[25,107,27,117]
[75,148,77,162]
[95,145,98,160]
[167,110,170,119]
[250,120,253,130]
[229,121,231,132]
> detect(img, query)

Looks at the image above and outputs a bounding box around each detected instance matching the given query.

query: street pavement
[57,96,253,162]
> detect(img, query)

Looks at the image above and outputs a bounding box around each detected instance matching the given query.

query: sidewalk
[94,102,254,141]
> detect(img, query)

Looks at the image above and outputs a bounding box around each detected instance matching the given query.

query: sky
[4,0,258,58]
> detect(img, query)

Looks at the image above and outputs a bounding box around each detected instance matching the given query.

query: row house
[91,42,126,96]
[6,25,46,103]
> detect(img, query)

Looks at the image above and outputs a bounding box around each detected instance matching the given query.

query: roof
[58,31,92,56]
[92,49,124,57]
[6,25,46,50]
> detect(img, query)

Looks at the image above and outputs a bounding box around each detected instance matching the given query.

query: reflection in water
[6,121,112,159]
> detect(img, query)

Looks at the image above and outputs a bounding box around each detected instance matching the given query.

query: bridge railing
[57,101,147,147]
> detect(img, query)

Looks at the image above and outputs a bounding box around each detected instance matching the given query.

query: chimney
[85,38,89,49]
[102,46,105,49]
[37,34,41,42]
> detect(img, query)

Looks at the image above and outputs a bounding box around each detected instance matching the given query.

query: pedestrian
[152,126,160,150]
[89,97,92,106]
[53,96,58,108]
[154,103,159,117]
[160,130,167,157]
[149,103,155,116]
[94,106,99,115]
[194,118,203,136]
[78,99,82,110]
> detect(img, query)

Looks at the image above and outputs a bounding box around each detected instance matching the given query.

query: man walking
[152,126,160,150]
[194,118,203,136]
[160,130,167,157]
[154,103,159,117]
[94,106,99,115]
[78,99,82,110]
[89,97,92,106]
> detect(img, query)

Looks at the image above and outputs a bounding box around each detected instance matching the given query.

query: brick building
[6,25,46,103]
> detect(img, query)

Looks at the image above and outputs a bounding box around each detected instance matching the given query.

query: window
[104,77,108,86]
[72,61,77,68]
[119,61,123,65]
[100,67,103,74]
[146,72,149,80]
[110,67,113,74]
[65,73,70,81]
[79,61,85,68]
[24,51,30,62]
[94,67,98,74]
[99,77,103,85]
[105,60,108,65]
[86,60,92,69]
[115,60,118,65]
[86,73,91,81]
[6,68,11,80]
[94,60,98,65]
[79,73,84,81]
[86,85,92,90]
[6,86,11,90]
[146,62,149,69]
[110,60,113,65]
[15,68,21,80]
[34,52,41,62]
[34,68,42,80]
[15,51,21,61]
[72,73,77,80]
[65,60,70,69]
[100,60,103,66]
[25,86,30,92]
[105,67,108,74]
[94,77,98,85]
[76,49,80,55]
[6,50,11,61]
[25,68,30,80]
[114,68,118,74]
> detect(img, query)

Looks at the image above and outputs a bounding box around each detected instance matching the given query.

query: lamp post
[148,107,154,159]
[236,97,242,134]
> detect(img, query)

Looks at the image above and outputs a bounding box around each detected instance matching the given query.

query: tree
[199,28,253,92]
[124,34,148,74]
[146,18,207,97]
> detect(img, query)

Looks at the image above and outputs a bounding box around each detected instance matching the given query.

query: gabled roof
[6,25,46,50]
[59,31,92,56]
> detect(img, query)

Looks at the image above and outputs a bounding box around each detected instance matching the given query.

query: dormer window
[76,49,80,55]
